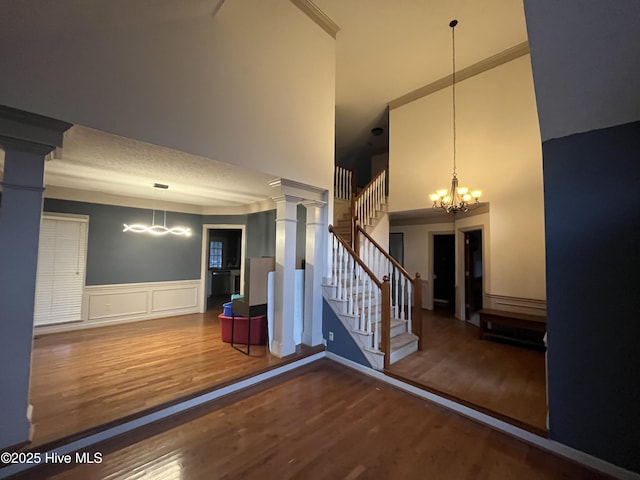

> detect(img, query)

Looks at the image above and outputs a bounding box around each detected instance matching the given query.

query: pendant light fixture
[123,183,192,237]
[429,19,482,214]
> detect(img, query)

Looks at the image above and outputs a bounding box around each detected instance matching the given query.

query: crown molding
[290,0,340,39]
[389,42,530,110]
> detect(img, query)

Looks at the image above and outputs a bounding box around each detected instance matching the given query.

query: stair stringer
[322,283,419,370]
[322,285,385,370]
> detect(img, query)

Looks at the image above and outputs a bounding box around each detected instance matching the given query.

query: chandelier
[429,19,481,214]
[123,183,192,237]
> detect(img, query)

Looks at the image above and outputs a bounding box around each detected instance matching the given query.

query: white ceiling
[44,125,276,209]
[0,0,529,210]
[315,0,529,165]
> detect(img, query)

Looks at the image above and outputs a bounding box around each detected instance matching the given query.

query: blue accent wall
[44,199,203,285]
[322,299,371,368]
[543,120,640,473]
[245,210,276,258]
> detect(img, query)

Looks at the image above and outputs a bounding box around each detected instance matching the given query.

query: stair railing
[334,165,356,201]
[353,169,387,232]
[355,225,422,350]
[329,225,391,365]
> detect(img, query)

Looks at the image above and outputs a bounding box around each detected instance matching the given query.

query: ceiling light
[429,19,482,214]
[123,184,192,237]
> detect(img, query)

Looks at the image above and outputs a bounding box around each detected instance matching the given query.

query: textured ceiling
[43,125,277,208]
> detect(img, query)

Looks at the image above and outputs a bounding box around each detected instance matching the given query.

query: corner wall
[543,121,640,473]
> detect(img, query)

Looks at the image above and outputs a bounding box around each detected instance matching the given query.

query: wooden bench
[479,308,546,348]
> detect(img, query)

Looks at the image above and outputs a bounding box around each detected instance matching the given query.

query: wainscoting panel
[35,280,201,334]
[151,286,199,313]
[88,291,148,320]
[484,293,547,316]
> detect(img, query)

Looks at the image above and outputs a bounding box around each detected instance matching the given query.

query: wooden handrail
[329,225,382,288]
[354,168,387,203]
[356,223,423,353]
[356,225,414,281]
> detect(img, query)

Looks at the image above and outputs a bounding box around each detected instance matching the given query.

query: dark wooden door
[464,230,483,320]
[433,234,455,311]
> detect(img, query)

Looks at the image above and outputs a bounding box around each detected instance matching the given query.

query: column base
[302,332,324,347]
[270,340,297,358]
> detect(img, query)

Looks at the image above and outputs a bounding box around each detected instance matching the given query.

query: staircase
[325,167,422,370]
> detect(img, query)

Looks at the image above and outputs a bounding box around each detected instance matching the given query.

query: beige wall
[389,55,546,303]
[0,0,336,191]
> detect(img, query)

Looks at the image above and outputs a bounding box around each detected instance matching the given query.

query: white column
[271,194,299,357]
[0,107,71,450]
[302,200,326,346]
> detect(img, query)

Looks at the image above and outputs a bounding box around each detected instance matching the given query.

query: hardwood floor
[28,304,316,448]
[388,307,548,433]
[19,360,609,480]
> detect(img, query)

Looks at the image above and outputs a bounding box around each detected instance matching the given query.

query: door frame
[198,224,246,313]
[428,229,455,311]
[455,224,486,321]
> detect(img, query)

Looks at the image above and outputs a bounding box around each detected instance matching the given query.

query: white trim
[0,352,326,479]
[484,293,547,315]
[34,280,200,335]
[325,352,640,480]
[4,347,636,480]
[199,224,246,313]
[388,43,530,110]
[455,218,489,321]
[289,0,340,39]
[43,186,277,216]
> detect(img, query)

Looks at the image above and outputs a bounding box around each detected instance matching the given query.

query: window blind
[34,215,88,326]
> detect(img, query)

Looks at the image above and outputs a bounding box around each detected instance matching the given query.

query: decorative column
[302,200,326,346]
[270,194,299,357]
[0,106,71,450]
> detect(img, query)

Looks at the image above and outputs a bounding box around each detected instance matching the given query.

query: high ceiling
[315,0,529,166]
[0,0,529,211]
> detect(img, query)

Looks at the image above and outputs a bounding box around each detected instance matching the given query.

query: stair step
[391,332,417,350]
[390,332,419,364]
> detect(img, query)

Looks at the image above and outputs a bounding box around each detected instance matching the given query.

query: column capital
[0,105,71,154]
[301,199,327,209]
[0,136,55,156]
[269,177,327,203]
[271,194,302,205]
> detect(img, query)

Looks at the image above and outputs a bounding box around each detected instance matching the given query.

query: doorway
[199,224,246,313]
[389,232,404,266]
[433,234,455,313]
[464,229,483,325]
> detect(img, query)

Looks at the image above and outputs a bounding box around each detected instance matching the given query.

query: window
[209,240,223,269]
[34,215,88,326]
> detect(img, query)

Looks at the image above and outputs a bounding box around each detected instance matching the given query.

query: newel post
[381,275,391,370]
[413,273,423,350]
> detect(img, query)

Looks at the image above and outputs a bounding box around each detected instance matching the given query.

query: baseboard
[0,351,326,479]
[325,352,639,480]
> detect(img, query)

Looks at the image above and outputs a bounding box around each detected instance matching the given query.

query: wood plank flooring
[28,307,314,448]
[388,308,548,433]
[20,360,608,480]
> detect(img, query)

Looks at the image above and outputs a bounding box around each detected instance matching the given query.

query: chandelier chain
[452,21,457,176]
[429,19,482,214]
